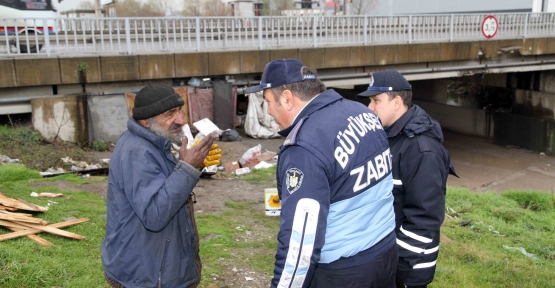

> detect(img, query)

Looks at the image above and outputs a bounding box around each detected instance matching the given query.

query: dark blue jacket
[388,105,457,287]
[272,89,396,288]
[102,118,202,288]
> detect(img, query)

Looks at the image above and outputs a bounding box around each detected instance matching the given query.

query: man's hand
[179,134,215,168]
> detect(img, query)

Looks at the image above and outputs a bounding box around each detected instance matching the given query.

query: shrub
[91,139,109,152]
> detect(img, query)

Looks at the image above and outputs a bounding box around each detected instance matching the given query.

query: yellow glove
[190,139,222,168]
[203,144,222,167]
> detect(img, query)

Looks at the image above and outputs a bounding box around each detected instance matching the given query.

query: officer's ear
[393,95,403,110]
[281,90,294,110]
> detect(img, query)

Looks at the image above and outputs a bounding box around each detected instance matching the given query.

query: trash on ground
[254,161,275,169]
[245,152,277,169]
[219,129,241,142]
[240,144,261,167]
[225,161,241,174]
[0,155,20,164]
[30,192,64,198]
[503,245,539,261]
[235,167,251,175]
[0,192,89,246]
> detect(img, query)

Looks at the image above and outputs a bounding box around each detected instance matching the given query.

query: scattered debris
[0,155,20,164]
[235,167,251,175]
[240,145,261,167]
[0,192,89,246]
[219,129,241,142]
[30,192,64,198]
[503,245,539,261]
[254,161,275,169]
[40,157,108,177]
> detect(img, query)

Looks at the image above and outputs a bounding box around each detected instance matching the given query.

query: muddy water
[444,132,555,193]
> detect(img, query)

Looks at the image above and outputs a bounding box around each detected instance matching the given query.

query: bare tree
[350,0,377,15]
[261,0,294,16]
[181,0,232,16]
[116,0,165,17]
[77,0,95,9]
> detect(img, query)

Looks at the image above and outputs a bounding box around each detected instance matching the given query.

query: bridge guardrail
[1,13,554,56]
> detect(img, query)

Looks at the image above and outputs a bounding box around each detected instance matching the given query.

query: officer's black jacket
[388,104,457,287]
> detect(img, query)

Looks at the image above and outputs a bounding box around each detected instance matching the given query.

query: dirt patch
[31,178,108,197]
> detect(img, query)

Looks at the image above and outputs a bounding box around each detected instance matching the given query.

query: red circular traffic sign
[482,15,498,39]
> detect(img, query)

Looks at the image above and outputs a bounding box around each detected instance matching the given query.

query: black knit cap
[132,84,184,120]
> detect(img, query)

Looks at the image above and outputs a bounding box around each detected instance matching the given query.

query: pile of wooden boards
[0,192,89,246]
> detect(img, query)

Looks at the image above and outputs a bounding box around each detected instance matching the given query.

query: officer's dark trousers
[308,242,398,288]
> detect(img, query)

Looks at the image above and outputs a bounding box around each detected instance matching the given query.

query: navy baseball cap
[244,58,318,94]
[358,70,411,97]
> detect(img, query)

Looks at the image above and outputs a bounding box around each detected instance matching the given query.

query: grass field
[1,164,554,287]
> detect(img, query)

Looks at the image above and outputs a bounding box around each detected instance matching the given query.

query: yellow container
[264,188,281,216]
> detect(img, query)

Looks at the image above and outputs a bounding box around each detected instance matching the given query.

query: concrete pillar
[539,70,555,94]
[31,95,88,144]
[513,89,555,119]
[411,79,451,104]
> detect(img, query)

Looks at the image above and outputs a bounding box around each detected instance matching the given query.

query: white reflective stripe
[277,198,320,288]
[393,179,402,185]
[396,239,439,254]
[413,260,437,269]
[400,226,433,243]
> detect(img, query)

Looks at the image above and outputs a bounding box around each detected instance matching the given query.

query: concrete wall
[1,38,553,90]
[31,95,88,144]
[513,89,555,119]
[414,100,492,137]
[87,95,129,144]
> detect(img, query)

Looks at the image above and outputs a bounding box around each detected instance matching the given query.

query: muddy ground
[30,128,555,288]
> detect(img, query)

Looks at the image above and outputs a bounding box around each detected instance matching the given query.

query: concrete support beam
[31,94,88,143]
[139,54,176,80]
[374,45,397,65]
[101,55,140,81]
[299,48,325,69]
[269,49,298,61]
[14,58,61,86]
[350,46,375,66]
[59,56,101,84]
[175,53,208,77]
[208,51,241,75]
[397,44,418,64]
[324,47,351,68]
[0,59,16,87]
[418,43,441,63]
[240,50,269,73]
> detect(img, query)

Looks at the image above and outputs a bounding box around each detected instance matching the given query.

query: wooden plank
[0,193,48,212]
[0,213,46,225]
[7,226,53,246]
[0,218,89,242]
[0,210,33,217]
[12,221,85,240]
[0,205,18,211]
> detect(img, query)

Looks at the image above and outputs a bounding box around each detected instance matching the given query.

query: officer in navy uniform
[245,59,398,288]
[358,70,458,288]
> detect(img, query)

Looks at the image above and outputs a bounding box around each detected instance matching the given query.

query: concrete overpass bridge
[1,13,555,153]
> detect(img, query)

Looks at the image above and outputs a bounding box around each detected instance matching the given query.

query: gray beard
[147,118,183,144]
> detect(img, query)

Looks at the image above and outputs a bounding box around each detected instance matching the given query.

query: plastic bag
[220,129,241,142]
[240,144,261,167]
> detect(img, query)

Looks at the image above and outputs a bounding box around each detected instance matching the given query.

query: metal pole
[523,13,529,38]
[363,16,368,45]
[313,16,317,47]
[196,18,200,51]
[449,14,454,41]
[258,17,263,49]
[125,18,132,54]
[43,19,51,56]
[408,15,412,43]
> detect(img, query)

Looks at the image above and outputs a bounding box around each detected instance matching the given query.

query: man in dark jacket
[246,59,398,288]
[102,84,215,288]
[358,70,457,288]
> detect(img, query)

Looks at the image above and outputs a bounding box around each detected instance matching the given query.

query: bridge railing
[1,12,554,56]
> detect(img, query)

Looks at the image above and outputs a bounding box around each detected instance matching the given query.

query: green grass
[432,188,555,288]
[1,163,554,287]
[237,166,277,186]
[0,125,100,172]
